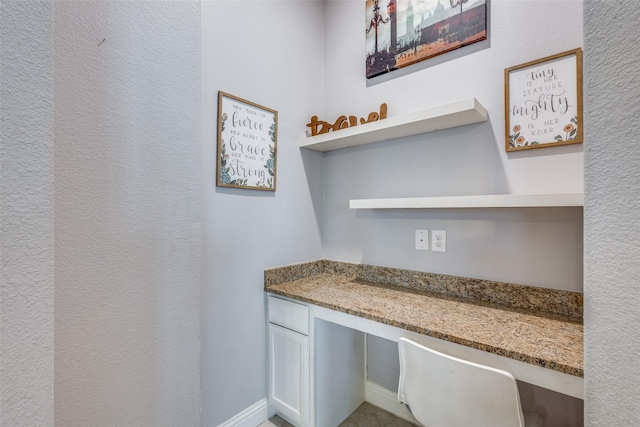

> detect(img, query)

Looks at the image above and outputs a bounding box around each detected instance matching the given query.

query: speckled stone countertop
[265,260,583,377]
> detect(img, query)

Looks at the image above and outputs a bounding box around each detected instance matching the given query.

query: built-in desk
[265,260,584,427]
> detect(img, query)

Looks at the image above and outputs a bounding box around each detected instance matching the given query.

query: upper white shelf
[299,98,488,152]
[349,193,584,209]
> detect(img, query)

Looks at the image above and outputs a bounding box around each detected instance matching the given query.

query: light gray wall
[322,0,584,292]
[53,2,201,425]
[200,2,324,425]
[6,1,638,426]
[1,2,55,424]
[584,1,640,425]
[322,1,585,425]
[4,2,324,425]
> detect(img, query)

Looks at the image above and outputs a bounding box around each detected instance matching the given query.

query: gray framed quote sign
[504,48,583,152]
[217,91,277,191]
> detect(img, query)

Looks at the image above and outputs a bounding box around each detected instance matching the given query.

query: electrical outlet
[415,229,429,250]
[432,230,446,252]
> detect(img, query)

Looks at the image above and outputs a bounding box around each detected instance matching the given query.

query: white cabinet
[267,297,310,427]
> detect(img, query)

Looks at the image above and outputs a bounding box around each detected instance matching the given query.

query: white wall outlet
[415,229,429,250]
[432,230,446,252]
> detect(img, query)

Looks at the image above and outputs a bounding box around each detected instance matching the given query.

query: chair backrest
[398,338,526,427]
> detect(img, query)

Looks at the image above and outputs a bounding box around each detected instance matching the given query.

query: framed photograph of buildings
[217,92,277,191]
[365,0,487,79]
[504,48,583,152]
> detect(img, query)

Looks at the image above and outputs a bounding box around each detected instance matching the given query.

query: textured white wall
[322,0,584,291]
[1,2,55,425]
[583,1,640,425]
[53,2,201,425]
[9,2,634,426]
[200,2,325,425]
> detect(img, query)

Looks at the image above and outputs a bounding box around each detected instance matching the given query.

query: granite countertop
[265,260,583,377]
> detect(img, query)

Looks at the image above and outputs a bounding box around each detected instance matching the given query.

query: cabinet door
[268,323,310,427]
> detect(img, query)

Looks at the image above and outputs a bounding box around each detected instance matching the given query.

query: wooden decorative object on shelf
[306,103,387,136]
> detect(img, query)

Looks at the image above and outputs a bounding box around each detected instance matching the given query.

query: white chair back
[398,337,532,427]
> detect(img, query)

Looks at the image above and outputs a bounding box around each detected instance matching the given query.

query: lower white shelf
[349,193,584,209]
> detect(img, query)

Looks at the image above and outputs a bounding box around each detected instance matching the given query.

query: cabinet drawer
[268,296,309,335]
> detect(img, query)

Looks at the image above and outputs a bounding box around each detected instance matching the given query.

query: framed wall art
[504,48,583,152]
[217,92,277,191]
[365,0,487,79]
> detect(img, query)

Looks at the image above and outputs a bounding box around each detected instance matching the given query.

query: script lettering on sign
[505,49,582,152]
[217,92,277,191]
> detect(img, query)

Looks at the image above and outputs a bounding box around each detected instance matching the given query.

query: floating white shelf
[299,98,488,152]
[349,193,584,209]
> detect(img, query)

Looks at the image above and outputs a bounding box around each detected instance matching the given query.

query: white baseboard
[217,398,268,427]
[365,381,418,425]
[216,385,414,427]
